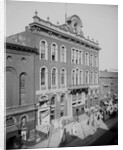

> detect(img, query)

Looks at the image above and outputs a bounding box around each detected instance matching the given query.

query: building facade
[99,70,118,104]
[6,12,101,134]
[6,39,38,147]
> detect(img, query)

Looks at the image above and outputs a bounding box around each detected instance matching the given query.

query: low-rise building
[99,70,118,105]
[6,38,38,148]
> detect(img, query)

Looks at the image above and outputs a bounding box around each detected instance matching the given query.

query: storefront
[37,95,50,126]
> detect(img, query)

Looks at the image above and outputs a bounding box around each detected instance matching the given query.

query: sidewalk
[29,113,117,148]
[29,114,89,148]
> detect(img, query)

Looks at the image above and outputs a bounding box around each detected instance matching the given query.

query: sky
[5,0,118,71]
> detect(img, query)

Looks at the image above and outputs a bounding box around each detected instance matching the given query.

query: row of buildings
[5,12,118,147]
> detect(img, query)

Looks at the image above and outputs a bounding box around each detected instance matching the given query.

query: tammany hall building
[6,12,101,143]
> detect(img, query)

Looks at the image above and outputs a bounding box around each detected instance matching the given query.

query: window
[79,51,81,64]
[74,49,76,64]
[60,111,64,117]
[20,73,27,105]
[51,43,58,61]
[85,70,89,84]
[41,68,45,86]
[95,71,98,84]
[51,68,58,87]
[90,71,94,84]
[81,51,83,64]
[61,68,66,86]
[60,93,65,104]
[40,67,48,89]
[85,52,89,66]
[72,70,76,85]
[80,70,83,84]
[50,94,57,120]
[71,48,74,63]
[76,69,79,85]
[40,40,48,60]
[90,54,94,66]
[51,95,56,105]
[95,55,98,67]
[20,73,26,89]
[61,45,66,62]
[76,50,78,64]
[21,116,27,129]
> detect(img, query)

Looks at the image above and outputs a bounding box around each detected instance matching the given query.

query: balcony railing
[68,84,89,90]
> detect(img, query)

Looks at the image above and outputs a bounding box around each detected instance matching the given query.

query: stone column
[64,93,67,116]
[67,92,73,117]
[55,95,60,119]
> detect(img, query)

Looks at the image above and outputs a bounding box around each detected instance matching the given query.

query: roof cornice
[29,19,101,51]
[6,42,39,55]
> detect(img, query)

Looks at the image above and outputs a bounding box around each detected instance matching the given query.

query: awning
[6,125,18,139]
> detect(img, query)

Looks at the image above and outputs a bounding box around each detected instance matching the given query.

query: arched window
[76,50,78,64]
[90,71,94,84]
[71,48,74,63]
[85,52,89,66]
[20,73,26,89]
[40,67,48,89]
[20,73,27,105]
[40,40,48,60]
[21,116,27,129]
[81,51,83,64]
[41,68,45,86]
[79,70,83,85]
[85,70,89,84]
[90,54,94,66]
[76,69,79,85]
[61,45,66,62]
[72,70,76,85]
[60,93,65,104]
[51,68,58,87]
[50,94,57,120]
[51,43,58,61]
[95,55,98,67]
[61,68,66,86]
[74,49,76,64]
[95,71,98,84]
[51,95,56,105]
[79,51,81,64]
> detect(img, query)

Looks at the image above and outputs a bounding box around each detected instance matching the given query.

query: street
[59,115,118,147]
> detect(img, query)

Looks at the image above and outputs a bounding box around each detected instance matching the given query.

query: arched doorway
[38,95,50,126]
[50,94,57,121]
[60,93,66,117]
[20,115,28,140]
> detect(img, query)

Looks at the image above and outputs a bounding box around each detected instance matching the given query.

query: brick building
[6,38,38,148]
[99,70,118,104]
[6,12,101,141]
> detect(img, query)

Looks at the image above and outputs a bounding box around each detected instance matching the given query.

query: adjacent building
[6,12,101,143]
[99,70,118,104]
[6,38,38,148]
